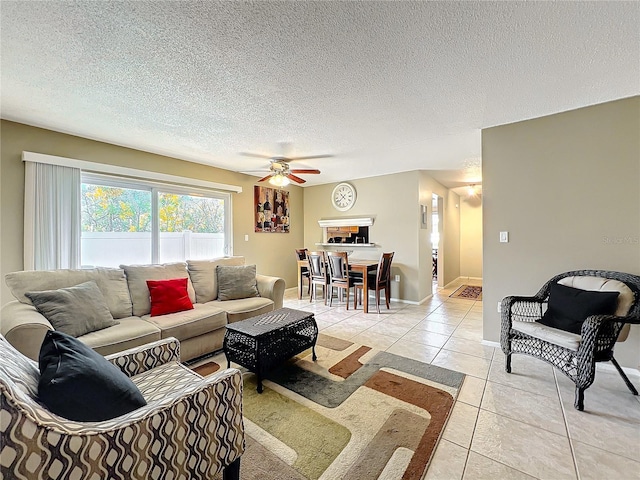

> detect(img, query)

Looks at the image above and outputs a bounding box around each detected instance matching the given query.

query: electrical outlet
[244,234,249,242]
[395,275,400,282]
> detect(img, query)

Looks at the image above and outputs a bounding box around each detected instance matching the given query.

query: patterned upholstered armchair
[501,270,640,411]
[0,336,244,480]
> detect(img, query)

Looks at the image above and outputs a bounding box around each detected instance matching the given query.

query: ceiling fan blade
[241,169,271,173]
[239,152,274,160]
[287,154,333,161]
[290,169,321,174]
[287,174,306,184]
[257,174,273,182]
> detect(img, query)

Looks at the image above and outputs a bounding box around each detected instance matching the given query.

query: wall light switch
[497,301,502,313]
[244,234,249,242]
[395,275,400,282]
[499,231,509,243]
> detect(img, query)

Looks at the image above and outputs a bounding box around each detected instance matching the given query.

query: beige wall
[303,172,422,302]
[443,189,461,287]
[303,171,457,303]
[482,96,640,368]
[460,195,483,278]
[0,120,305,305]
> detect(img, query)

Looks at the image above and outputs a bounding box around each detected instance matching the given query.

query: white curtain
[24,161,81,270]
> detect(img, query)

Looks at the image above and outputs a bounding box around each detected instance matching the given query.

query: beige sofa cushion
[121,263,196,317]
[187,257,245,303]
[558,276,634,341]
[5,268,133,319]
[142,303,227,341]
[557,276,634,316]
[512,320,582,351]
[80,317,161,357]
[212,297,274,324]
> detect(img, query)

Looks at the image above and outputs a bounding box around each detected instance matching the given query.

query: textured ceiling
[1,1,638,187]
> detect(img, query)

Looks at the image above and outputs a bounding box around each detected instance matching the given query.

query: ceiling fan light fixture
[269,174,290,187]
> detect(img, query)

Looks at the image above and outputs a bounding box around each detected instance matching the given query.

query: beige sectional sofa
[1,256,285,361]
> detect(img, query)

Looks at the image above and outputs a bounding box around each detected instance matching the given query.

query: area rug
[193,334,465,480]
[449,284,482,300]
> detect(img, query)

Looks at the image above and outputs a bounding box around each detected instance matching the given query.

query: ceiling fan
[239,150,332,186]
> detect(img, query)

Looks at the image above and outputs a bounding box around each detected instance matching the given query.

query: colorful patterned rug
[192,334,465,480]
[449,284,483,300]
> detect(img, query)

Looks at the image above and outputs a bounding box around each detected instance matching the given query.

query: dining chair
[307,251,330,303]
[355,252,394,313]
[326,251,357,309]
[295,248,311,296]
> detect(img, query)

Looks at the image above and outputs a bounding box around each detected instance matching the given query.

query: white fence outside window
[81,231,225,267]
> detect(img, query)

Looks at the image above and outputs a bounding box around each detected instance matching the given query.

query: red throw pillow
[146,278,194,316]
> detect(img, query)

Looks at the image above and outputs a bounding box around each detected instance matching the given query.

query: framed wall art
[254,186,290,233]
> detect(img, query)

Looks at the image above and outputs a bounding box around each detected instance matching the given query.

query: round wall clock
[331,182,357,211]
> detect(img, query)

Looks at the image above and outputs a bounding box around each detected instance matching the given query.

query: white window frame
[82,173,233,263]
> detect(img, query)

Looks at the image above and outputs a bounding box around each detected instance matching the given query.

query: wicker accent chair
[501,270,640,411]
[0,336,245,480]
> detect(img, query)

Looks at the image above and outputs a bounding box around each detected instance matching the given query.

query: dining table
[297,257,379,313]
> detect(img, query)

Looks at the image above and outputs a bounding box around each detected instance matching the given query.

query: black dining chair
[307,251,330,303]
[295,248,311,297]
[326,251,357,309]
[355,252,394,313]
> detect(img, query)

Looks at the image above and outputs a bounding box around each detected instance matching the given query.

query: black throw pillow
[38,330,146,421]
[538,283,619,334]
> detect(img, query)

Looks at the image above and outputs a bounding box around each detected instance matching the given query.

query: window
[157,191,227,263]
[81,174,231,267]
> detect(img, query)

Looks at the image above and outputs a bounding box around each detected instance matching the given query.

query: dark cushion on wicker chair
[538,283,619,334]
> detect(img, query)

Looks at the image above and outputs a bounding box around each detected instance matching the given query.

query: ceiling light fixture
[467,184,477,197]
[269,173,290,187]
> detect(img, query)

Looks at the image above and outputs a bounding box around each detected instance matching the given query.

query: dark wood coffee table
[223,307,318,393]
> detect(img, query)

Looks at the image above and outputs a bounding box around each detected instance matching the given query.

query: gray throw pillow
[26,280,119,337]
[217,265,260,301]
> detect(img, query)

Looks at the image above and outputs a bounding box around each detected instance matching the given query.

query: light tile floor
[283,279,640,480]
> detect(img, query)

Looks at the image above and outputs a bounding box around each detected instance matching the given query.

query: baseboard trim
[443,277,462,289]
[444,276,483,289]
[388,293,434,305]
[482,340,501,349]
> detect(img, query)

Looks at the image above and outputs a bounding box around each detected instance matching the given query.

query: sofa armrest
[0,301,53,361]
[106,337,181,377]
[256,274,285,310]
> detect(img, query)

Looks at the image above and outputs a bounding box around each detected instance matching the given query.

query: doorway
[432,193,444,289]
